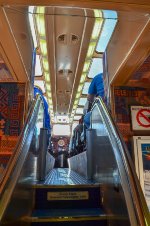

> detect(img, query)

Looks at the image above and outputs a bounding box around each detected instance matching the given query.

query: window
[76,108,83,115]
[96,10,117,52]
[78,98,87,106]
[88,58,103,78]
[74,116,82,121]
[53,124,70,136]
[35,55,42,76]
[34,80,45,93]
[82,82,90,95]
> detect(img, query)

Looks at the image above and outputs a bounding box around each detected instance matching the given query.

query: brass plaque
[47,191,89,200]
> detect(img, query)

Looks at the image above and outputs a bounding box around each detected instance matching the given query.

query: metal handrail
[93,97,150,226]
[0,94,43,220]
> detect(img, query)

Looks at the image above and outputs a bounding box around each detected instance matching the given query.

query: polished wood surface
[1,0,150,12]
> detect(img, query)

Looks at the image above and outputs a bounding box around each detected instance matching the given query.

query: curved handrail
[0,94,43,220]
[93,97,150,226]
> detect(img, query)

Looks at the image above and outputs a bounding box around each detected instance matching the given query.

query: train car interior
[0,0,149,226]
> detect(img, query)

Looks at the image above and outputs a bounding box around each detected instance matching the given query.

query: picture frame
[133,136,150,211]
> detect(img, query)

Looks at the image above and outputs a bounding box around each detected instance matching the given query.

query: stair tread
[32,208,105,218]
[22,209,128,223]
[44,168,92,185]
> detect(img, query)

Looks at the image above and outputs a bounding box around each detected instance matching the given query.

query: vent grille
[71,34,79,45]
[57,34,79,45]
[58,69,73,76]
[57,90,63,94]
[65,90,71,94]
[57,34,67,44]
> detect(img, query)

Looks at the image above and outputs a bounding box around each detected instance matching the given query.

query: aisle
[44,168,92,185]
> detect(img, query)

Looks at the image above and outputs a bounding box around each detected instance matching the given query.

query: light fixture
[70,10,103,123]
[34,6,54,121]
[36,7,45,36]
[87,42,96,58]
[44,72,50,82]
[43,58,49,71]
[40,39,47,56]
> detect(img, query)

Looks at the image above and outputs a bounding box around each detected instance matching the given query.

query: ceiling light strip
[35,7,54,122]
[70,10,103,122]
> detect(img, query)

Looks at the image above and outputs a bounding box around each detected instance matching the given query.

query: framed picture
[133,136,150,211]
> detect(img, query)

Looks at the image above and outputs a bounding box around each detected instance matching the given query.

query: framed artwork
[133,136,150,211]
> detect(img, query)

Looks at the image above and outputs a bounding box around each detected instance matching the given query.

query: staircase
[21,168,108,226]
[22,185,107,226]
[2,168,130,226]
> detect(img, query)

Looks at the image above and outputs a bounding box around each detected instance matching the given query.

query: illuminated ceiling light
[36,7,45,36]
[43,58,49,71]
[73,104,77,109]
[76,93,80,99]
[77,84,83,93]
[49,99,52,105]
[94,9,102,18]
[28,7,37,47]
[45,72,50,82]
[40,39,47,56]
[34,7,55,121]
[70,10,103,122]
[83,61,91,73]
[73,105,77,110]
[91,18,103,40]
[74,100,78,105]
[46,85,51,93]
[47,92,52,98]
[87,42,96,58]
[36,6,45,14]
[80,73,86,83]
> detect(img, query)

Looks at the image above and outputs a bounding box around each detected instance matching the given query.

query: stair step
[22,209,108,224]
[21,211,128,225]
[32,208,105,218]
[23,217,108,226]
[34,185,101,210]
[43,168,91,185]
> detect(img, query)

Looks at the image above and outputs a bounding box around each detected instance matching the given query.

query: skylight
[102,10,117,19]
[34,80,46,93]
[78,98,87,106]
[82,82,91,95]
[96,10,117,52]
[74,116,82,121]
[28,6,37,47]
[88,58,103,78]
[76,108,83,115]
[53,124,70,136]
[35,55,42,76]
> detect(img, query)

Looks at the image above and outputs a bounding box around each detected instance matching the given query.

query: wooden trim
[1,0,150,12]
[111,20,150,86]
[0,7,29,82]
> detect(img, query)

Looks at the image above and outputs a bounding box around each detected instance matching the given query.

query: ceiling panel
[45,7,95,115]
